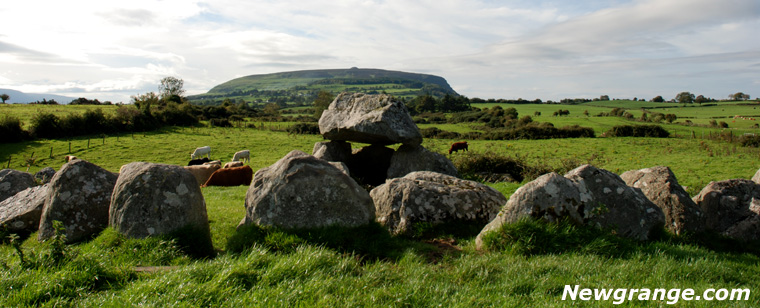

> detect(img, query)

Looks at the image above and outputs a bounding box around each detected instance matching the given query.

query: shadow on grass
[226,221,488,263]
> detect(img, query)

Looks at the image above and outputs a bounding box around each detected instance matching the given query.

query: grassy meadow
[2,102,760,306]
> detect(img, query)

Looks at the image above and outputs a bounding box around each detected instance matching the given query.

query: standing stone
[318,92,422,146]
[0,169,36,203]
[34,167,57,184]
[693,179,760,241]
[371,171,505,235]
[0,184,50,238]
[110,163,212,246]
[476,165,665,249]
[241,150,374,229]
[386,144,458,179]
[621,166,704,235]
[38,160,117,243]
[312,140,353,164]
[563,165,665,240]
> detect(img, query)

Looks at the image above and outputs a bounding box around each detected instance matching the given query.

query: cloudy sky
[1,0,758,103]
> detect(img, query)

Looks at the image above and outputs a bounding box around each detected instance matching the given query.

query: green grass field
[2,103,760,306]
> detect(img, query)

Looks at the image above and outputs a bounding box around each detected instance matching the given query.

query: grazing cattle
[223,161,244,169]
[188,157,210,166]
[232,150,250,163]
[191,146,211,160]
[64,155,78,162]
[204,160,222,166]
[448,141,469,154]
[202,165,253,187]
[184,164,222,186]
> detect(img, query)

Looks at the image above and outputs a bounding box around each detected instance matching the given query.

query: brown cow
[202,165,253,187]
[184,164,221,186]
[448,141,469,154]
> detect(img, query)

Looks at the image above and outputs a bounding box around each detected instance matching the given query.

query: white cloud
[0,0,758,102]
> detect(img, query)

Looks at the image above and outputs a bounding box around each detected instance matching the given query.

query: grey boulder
[386,144,458,179]
[693,179,760,241]
[241,150,375,229]
[318,92,422,146]
[371,171,505,235]
[476,165,665,249]
[312,140,352,164]
[38,160,117,243]
[752,168,760,184]
[110,162,212,248]
[621,166,704,235]
[0,169,36,203]
[0,184,50,238]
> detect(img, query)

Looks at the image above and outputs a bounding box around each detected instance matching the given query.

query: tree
[0,93,9,104]
[730,92,750,101]
[694,95,708,105]
[313,91,334,119]
[675,92,695,104]
[651,95,664,102]
[158,77,185,101]
[599,95,610,101]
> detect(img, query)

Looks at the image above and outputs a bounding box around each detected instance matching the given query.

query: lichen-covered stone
[371,171,505,235]
[312,140,353,164]
[0,184,49,238]
[0,169,36,203]
[621,166,703,235]
[386,144,458,179]
[110,162,212,247]
[318,92,422,146]
[476,165,665,249]
[38,160,117,243]
[693,179,760,242]
[241,150,374,229]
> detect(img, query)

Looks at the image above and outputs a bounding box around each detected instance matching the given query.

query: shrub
[0,115,27,143]
[606,125,670,138]
[30,112,62,139]
[740,134,760,147]
[287,123,320,135]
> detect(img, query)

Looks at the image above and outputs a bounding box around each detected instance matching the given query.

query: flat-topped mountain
[188,68,458,106]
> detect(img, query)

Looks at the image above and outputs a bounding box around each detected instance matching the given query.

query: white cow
[223,161,244,169]
[232,150,250,163]
[191,146,211,160]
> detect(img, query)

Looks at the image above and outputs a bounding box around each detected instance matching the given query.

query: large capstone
[110,162,212,250]
[241,150,375,229]
[318,92,422,146]
[621,166,704,235]
[692,179,760,242]
[371,171,505,236]
[476,165,665,249]
[0,184,50,238]
[0,169,36,203]
[38,160,117,243]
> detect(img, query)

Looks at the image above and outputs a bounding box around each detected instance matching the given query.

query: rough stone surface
[0,184,50,237]
[38,160,117,243]
[0,169,36,203]
[241,150,375,229]
[371,171,505,235]
[110,162,212,244]
[621,166,704,235]
[348,144,395,186]
[752,168,760,184]
[318,92,422,146]
[386,144,458,179]
[693,179,760,241]
[476,165,665,249]
[34,167,57,184]
[312,140,353,164]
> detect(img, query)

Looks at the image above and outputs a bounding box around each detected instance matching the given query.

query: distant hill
[0,88,75,104]
[188,68,458,106]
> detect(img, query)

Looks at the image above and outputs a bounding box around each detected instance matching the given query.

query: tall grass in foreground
[2,217,759,307]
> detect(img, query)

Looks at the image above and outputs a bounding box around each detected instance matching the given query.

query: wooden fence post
[87,139,90,149]
[49,147,53,158]
[7,156,10,168]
